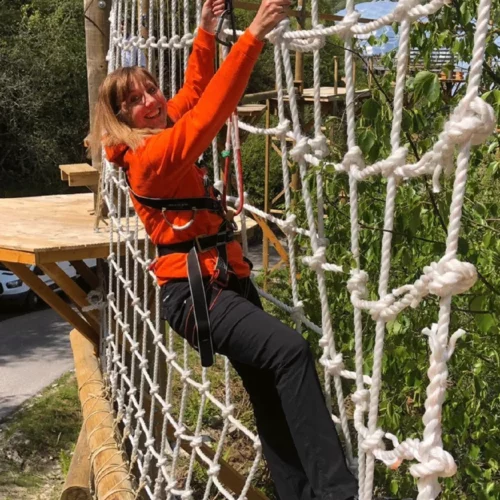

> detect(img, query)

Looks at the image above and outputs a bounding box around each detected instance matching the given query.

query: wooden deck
[0,192,259,265]
[0,193,130,265]
[301,86,370,102]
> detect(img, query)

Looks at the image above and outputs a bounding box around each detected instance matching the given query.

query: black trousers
[161,273,357,500]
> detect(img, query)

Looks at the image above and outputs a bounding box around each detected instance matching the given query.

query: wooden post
[70,329,135,500]
[138,0,150,67]
[263,100,271,290]
[84,0,111,224]
[291,0,305,196]
[368,57,374,89]
[60,426,92,500]
[333,56,339,96]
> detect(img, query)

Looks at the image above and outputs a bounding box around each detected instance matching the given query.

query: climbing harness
[125,170,234,368]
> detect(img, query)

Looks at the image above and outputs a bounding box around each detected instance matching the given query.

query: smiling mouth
[145,109,161,119]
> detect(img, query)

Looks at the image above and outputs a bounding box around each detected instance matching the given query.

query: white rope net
[101,0,496,499]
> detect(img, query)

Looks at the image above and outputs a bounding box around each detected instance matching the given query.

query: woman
[89,1,358,498]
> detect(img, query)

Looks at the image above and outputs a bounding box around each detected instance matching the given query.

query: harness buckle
[195,234,208,253]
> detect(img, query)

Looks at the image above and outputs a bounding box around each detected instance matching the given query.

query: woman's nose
[143,92,156,107]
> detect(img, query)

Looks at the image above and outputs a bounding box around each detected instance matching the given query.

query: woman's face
[122,77,167,129]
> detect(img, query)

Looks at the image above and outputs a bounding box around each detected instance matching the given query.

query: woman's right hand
[248,0,291,41]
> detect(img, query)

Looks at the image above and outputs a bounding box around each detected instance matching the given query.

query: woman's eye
[130,95,140,104]
[148,86,157,94]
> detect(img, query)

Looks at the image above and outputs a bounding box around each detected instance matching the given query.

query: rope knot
[410,446,457,479]
[275,119,291,137]
[222,404,235,418]
[200,381,211,395]
[361,428,386,453]
[380,146,408,177]
[267,18,290,45]
[446,97,496,147]
[190,436,203,448]
[308,134,329,159]
[290,301,304,326]
[302,246,327,272]
[336,10,361,38]
[321,353,344,376]
[281,213,297,236]
[208,464,221,477]
[347,269,369,298]
[289,135,310,162]
[424,258,477,297]
[351,389,370,411]
[341,146,365,176]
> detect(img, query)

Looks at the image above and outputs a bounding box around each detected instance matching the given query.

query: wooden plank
[0,249,35,265]
[2,262,99,347]
[251,215,289,264]
[59,164,99,187]
[237,103,267,118]
[70,260,100,290]
[70,329,134,500]
[39,263,100,333]
[60,425,91,500]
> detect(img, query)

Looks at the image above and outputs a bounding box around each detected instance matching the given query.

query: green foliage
[260,1,500,498]
[0,0,88,196]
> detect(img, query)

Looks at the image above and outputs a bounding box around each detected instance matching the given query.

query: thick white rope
[101,1,495,499]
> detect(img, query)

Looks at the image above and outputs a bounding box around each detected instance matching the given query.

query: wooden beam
[0,249,35,265]
[70,260,100,290]
[70,329,134,500]
[60,425,91,500]
[250,215,289,264]
[2,262,99,347]
[39,263,100,333]
[241,89,279,104]
[35,246,110,265]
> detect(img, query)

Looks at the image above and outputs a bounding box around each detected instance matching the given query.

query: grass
[0,371,81,499]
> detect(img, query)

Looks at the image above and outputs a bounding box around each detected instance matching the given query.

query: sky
[335,0,500,70]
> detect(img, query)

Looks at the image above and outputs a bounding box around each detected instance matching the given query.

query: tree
[0,0,88,196]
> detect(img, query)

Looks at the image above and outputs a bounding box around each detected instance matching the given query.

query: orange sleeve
[166,28,216,122]
[143,29,264,179]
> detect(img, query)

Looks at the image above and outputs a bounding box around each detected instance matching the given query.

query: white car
[0,260,96,310]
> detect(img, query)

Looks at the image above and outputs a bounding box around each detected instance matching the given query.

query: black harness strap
[187,247,214,367]
[128,186,222,212]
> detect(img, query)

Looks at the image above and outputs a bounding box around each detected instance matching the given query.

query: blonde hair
[86,66,166,156]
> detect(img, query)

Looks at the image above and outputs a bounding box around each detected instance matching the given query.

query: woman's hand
[200,0,226,34]
[249,0,291,41]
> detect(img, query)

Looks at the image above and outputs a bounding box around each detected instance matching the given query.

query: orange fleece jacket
[106,28,264,284]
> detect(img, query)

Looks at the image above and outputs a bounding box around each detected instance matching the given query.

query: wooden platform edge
[70,329,135,500]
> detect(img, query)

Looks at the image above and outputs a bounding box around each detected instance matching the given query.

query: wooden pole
[60,426,92,500]
[70,329,135,500]
[333,56,339,96]
[84,0,111,224]
[368,57,374,89]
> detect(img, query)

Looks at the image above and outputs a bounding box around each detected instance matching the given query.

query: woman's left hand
[200,0,226,34]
